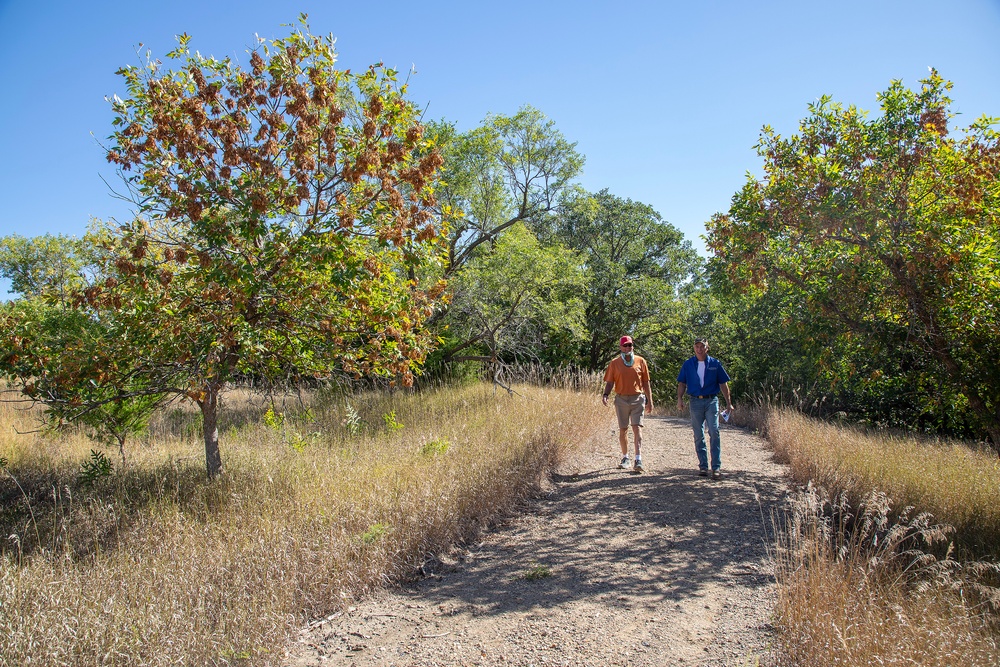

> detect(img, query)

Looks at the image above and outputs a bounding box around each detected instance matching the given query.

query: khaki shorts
[614,394,646,429]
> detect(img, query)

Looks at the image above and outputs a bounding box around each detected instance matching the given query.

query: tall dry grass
[0,382,606,666]
[766,407,1000,558]
[772,486,999,666]
[765,409,1000,666]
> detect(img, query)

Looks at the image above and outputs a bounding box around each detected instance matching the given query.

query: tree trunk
[988,423,1000,459]
[199,387,224,479]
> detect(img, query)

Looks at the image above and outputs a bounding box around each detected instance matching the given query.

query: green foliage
[440,223,587,366]
[0,233,96,302]
[708,71,1000,445]
[521,563,552,580]
[555,189,702,371]
[382,410,404,433]
[287,430,320,452]
[0,297,169,464]
[78,449,114,487]
[430,107,584,277]
[419,438,449,456]
[360,522,390,544]
[263,407,285,430]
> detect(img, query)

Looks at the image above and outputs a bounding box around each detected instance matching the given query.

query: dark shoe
[698,468,708,477]
[633,458,644,473]
[712,470,722,480]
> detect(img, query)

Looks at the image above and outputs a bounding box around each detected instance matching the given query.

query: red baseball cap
[619,336,633,345]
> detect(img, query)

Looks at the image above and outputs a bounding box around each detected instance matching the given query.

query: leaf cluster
[707,70,1000,443]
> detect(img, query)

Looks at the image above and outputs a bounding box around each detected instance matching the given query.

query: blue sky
[1,0,999,289]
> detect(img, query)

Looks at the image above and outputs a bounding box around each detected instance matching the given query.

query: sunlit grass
[766,407,1000,558]
[766,409,1000,666]
[0,382,606,666]
[771,486,999,667]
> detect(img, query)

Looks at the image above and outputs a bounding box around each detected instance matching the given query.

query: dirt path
[286,415,789,667]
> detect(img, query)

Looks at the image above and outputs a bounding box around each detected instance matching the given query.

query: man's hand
[676,399,684,411]
[602,395,609,406]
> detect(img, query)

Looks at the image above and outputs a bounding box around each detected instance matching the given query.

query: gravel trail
[286,415,789,667]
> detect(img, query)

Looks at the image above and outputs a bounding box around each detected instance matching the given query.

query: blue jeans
[689,396,721,471]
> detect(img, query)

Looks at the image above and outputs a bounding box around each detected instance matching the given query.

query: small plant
[263,406,285,430]
[420,438,450,456]
[360,522,390,544]
[288,430,321,452]
[342,403,362,435]
[522,562,552,580]
[78,449,114,486]
[382,410,404,433]
[0,456,8,469]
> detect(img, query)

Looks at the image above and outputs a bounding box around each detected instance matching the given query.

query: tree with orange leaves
[2,17,447,479]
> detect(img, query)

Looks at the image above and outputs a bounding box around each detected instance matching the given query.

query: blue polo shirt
[677,355,731,397]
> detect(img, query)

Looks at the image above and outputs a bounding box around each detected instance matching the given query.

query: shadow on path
[287,415,789,667]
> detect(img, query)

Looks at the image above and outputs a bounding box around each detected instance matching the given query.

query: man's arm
[719,382,734,411]
[602,381,614,406]
[676,382,687,411]
[642,377,653,413]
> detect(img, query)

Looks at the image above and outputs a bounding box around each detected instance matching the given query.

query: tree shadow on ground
[406,417,786,617]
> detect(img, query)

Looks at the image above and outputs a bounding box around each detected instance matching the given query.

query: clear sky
[1,0,999,277]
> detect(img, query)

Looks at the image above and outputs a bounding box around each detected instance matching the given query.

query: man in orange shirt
[602,335,653,472]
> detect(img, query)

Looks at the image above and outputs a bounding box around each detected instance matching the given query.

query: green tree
[0,298,169,465]
[430,107,584,276]
[439,223,586,367]
[707,71,1000,447]
[2,19,447,479]
[0,234,96,303]
[555,190,701,371]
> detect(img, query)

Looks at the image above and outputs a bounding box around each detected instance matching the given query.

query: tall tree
[0,234,96,303]
[556,190,701,371]
[439,223,586,367]
[1,19,447,478]
[707,71,1000,447]
[430,107,584,276]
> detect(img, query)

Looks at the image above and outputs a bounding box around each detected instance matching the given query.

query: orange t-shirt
[604,355,650,396]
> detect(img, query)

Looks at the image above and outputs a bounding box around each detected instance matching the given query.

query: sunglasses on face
[621,343,633,348]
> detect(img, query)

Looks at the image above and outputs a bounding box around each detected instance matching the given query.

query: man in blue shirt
[676,337,735,479]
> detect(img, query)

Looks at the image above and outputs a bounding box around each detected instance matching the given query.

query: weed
[263,406,285,430]
[521,563,552,580]
[382,410,403,433]
[78,449,114,486]
[420,438,450,456]
[342,402,362,435]
[360,522,391,544]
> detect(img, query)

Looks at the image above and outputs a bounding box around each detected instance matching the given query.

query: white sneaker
[618,455,630,469]
[633,458,644,473]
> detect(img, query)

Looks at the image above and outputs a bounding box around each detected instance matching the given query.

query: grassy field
[0,382,607,666]
[764,408,1000,666]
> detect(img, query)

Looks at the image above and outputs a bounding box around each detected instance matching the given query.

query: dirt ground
[285,415,790,667]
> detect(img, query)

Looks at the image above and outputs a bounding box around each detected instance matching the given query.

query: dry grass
[766,409,1000,667]
[766,407,1000,558]
[772,487,999,666]
[0,382,606,666]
